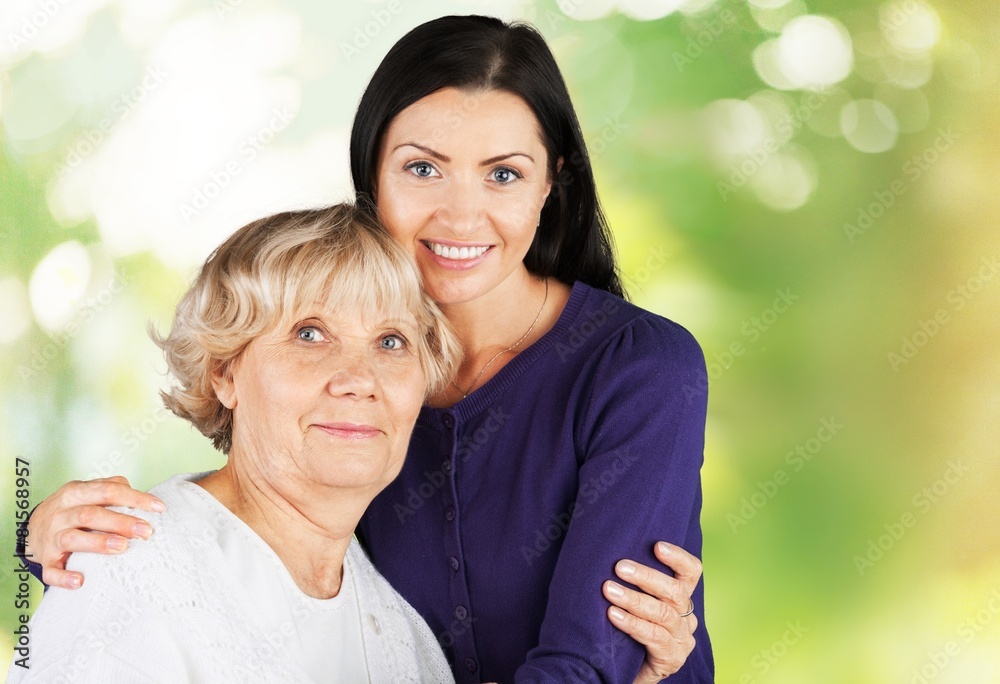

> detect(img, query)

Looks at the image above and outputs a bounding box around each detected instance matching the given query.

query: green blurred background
[2,0,998,681]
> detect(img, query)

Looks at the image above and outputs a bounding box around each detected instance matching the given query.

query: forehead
[383,87,547,152]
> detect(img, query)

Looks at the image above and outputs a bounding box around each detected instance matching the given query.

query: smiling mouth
[422,240,492,261]
[314,423,381,440]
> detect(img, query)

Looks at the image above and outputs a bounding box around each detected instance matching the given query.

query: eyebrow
[294,314,418,330]
[392,142,535,166]
[377,316,419,331]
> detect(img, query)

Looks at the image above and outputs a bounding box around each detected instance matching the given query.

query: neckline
[425,280,592,422]
[171,473,355,608]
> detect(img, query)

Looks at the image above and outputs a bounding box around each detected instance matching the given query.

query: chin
[313,455,402,492]
[422,274,492,306]
[315,472,387,493]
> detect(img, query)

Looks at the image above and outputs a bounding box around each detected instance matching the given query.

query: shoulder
[67,473,212,577]
[54,476,205,605]
[557,285,709,433]
[567,282,706,377]
[109,471,215,531]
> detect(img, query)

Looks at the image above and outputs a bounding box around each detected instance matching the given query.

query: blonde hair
[152,204,460,453]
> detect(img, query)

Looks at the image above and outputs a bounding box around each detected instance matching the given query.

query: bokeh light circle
[0,277,32,344]
[703,98,769,159]
[840,99,900,153]
[777,15,854,89]
[619,0,688,21]
[879,0,941,54]
[28,241,92,332]
[750,147,818,211]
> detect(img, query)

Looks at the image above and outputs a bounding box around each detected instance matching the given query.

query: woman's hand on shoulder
[26,475,165,589]
[602,541,702,683]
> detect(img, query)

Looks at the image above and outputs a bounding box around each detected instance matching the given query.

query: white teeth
[427,242,488,260]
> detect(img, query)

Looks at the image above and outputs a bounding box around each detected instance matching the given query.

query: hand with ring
[602,541,703,683]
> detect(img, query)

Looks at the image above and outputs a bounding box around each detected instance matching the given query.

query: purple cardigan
[359,281,713,683]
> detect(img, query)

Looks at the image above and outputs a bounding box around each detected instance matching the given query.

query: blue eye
[381,334,407,350]
[298,327,324,342]
[491,166,521,184]
[405,162,437,178]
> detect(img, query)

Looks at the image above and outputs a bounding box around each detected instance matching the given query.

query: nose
[325,347,378,401]
[437,172,485,236]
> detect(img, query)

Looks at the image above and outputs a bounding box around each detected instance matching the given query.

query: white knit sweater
[7,474,455,684]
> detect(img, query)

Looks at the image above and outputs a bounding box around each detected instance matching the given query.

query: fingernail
[107,536,127,551]
[657,541,672,556]
[132,522,152,539]
[67,575,82,589]
[606,581,625,599]
[609,607,626,621]
[617,560,636,577]
[151,499,166,513]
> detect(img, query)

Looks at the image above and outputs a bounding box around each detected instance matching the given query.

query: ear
[211,363,238,410]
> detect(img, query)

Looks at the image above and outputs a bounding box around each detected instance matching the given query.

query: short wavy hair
[152,203,461,454]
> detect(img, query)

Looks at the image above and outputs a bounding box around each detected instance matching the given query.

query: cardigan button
[441,413,455,429]
[464,658,477,672]
[449,556,460,571]
[454,605,468,620]
[445,506,456,521]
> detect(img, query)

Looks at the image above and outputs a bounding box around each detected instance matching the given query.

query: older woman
[8,204,459,683]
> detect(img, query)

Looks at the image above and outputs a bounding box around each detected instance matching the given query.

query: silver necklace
[451,278,549,399]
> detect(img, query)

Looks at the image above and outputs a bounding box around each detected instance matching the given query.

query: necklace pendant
[450,278,549,400]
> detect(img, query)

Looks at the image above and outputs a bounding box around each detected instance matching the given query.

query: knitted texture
[8,474,455,684]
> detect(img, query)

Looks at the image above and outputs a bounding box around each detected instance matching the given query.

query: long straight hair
[349,15,625,298]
